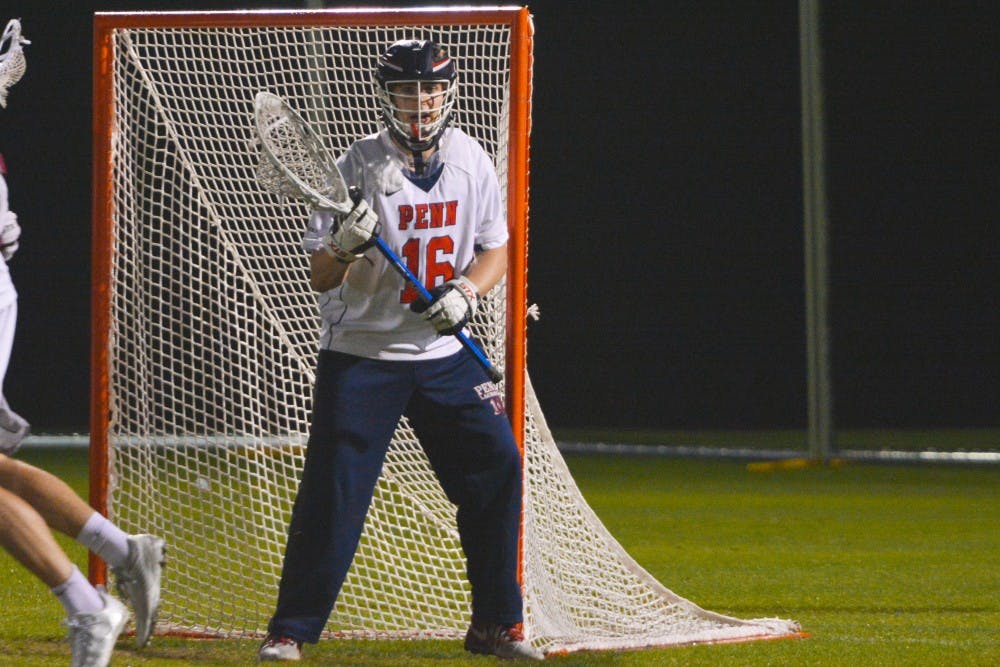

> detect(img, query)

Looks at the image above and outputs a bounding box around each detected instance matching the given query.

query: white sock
[51,566,104,616]
[76,512,130,569]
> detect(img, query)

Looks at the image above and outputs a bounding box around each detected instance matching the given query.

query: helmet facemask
[378,78,458,153]
[0,19,30,109]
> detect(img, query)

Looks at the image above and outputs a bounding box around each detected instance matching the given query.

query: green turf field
[552,427,1000,453]
[1,447,996,665]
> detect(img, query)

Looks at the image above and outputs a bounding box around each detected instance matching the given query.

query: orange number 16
[398,236,456,304]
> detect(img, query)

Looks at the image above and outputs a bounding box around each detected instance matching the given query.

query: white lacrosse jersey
[0,164,16,309]
[302,128,507,360]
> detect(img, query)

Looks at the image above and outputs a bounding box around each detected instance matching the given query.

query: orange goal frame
[90,7,533,585]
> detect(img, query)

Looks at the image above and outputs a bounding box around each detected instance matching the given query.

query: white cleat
[113,534,166,647]
[65,591,129,667]
[258,634,303,661]
[464,621,544,661]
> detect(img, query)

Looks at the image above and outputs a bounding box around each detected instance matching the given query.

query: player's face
[387,81,447,131]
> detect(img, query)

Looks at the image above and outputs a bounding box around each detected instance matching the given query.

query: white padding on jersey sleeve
[301,209,337,254]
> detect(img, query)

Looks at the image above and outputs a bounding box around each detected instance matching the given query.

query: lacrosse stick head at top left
[253,90,353,214]
[0,18,30,108]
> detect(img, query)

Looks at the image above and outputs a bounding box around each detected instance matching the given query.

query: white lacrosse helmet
[0,19,30,109]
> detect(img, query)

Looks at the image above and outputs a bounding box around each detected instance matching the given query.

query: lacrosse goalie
[258,39,542,661]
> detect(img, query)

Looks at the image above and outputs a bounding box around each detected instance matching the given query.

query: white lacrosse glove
[321,188,380,263]
[410,275,479,336]
[0,404,30,456]
[0,210,20,261]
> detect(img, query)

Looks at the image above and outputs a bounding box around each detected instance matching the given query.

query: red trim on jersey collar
[0,153,6,175]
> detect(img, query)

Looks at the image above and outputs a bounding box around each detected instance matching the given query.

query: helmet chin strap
[411,149,428,176]
[406,123,427,175]
[400,123,447,176]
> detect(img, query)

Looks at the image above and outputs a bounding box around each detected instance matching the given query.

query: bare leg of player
[0,455,94,535]
[0,454,165,650]
[0,479,128,667]
[0,482,74,586]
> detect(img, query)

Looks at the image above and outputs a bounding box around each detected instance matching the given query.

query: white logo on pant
[474,381,505,415]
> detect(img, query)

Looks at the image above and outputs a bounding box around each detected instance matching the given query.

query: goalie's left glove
[410,275,479,336]
[0,210,20,261]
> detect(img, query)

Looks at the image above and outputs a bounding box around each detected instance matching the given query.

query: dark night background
[0,1,996,435]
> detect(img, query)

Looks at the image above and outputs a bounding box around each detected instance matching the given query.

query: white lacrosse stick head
[0,19,30,109]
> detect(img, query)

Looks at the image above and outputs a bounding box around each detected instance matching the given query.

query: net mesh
[100,12,799,653]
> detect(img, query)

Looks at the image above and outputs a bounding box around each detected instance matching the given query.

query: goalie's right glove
[0,210,20,261]
[322,188,380,263]
[410,275,479,336]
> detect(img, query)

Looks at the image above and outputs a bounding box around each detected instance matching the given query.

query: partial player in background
[258,40,542,661]
[0,17,29,452]
[0,19,166,667]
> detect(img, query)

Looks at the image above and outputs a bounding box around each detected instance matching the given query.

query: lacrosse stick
[253,91,502,383]
[0,19,30,109]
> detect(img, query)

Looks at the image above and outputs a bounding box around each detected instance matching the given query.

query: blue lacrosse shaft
[373,237,503,383]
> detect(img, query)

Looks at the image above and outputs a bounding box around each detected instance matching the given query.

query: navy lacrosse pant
[268,349,524,643]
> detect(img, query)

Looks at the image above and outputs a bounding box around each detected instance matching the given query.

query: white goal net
[93,8,800,655]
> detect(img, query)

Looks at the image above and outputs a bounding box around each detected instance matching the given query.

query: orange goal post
[91,7,799,654]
